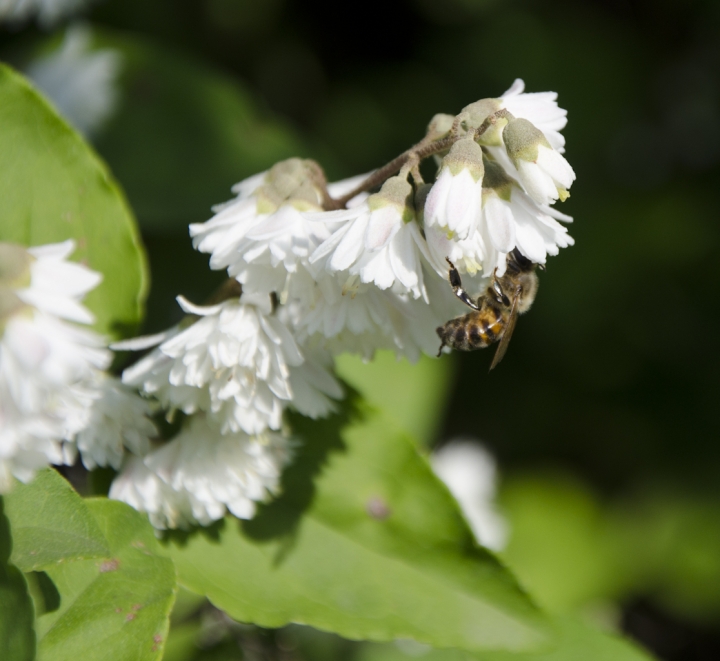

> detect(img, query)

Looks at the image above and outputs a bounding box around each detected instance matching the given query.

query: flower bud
[0,242,33,289]
[255,158,326,214]
[424,135,484,240]
[0,243,32,331]
[368,174,415,225]
[461,98,508,146]
[461,98,502,129]
[426,113,455,140]
[502,118,575,205]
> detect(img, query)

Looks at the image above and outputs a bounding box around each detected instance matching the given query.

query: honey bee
[436,249,539,370]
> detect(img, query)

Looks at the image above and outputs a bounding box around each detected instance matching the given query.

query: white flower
[281,269,439,362]
[500,78,568,153]
[109,415,293,529]
[424,136,484,241]
[72,376,157,470]
[308,175,428,300]
[424,165,573,276]
[0,240,109,491]
[0,0,95,27]
[120,294,342,434]
[502,118,576,207]
[26,26,121,137]
[424,222,486,277]
[431,440,508,551]
[190,168,367,299]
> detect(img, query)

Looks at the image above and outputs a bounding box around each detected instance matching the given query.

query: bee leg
[445,258,479,310]
[492,278,511,307]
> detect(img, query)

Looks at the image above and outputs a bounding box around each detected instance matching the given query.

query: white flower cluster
[4,80,575,532]
[109,80,574,529]
[189,79,574,361]
[0,240,155,491]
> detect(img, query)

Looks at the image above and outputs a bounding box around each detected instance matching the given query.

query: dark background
[6,1,720,658]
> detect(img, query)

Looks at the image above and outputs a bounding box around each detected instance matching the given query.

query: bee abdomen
[436,308,504,352]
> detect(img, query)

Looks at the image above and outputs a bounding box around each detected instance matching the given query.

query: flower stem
[329,109,512,209]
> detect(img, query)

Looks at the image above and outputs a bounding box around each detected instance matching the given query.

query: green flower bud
[461,98,502,129]
[255,158,325,214]
[502,118,551,167]
[442,135,485,181]
[481,155,515,202]
[426,113,455,140]
[0,242,32,333]
[368,175,415,224]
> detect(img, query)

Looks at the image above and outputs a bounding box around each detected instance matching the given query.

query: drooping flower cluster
[0,240,155,491]
[4,80,575,531]
[111,79,574,528]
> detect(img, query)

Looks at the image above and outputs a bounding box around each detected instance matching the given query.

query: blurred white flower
[120,293,342,435]
[0,240,109,490]
[26,26,121,137]
[110,415,293,529]
[0,0,95,27]
[431,440,508,551]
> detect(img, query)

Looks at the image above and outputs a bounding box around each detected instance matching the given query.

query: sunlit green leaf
[35,499,177,661]
[0,64,148,338]
[4,469,109,572]
[167,402,549,653]
[334,350,455,447]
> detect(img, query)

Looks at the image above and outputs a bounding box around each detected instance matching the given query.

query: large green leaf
[4,469,109,571]
[334,350,455,447]
[35,499,177,661]
[0,64,148,338]
[0,498,35,661]
[92,30,308,232]
[167,402,550,653]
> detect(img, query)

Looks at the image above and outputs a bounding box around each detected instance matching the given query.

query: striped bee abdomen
[436,305,506,352]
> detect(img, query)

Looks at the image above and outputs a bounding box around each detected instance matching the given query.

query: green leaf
[167,402,549,653]
[92,31,308,232]
[355,617,654,661]
[4,469,110,572]
[0,498,35,661]
[0,63,148,338]
[35,499,177,661]
[334,350,455,447]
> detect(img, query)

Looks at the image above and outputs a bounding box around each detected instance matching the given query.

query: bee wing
[489,285,522,371]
